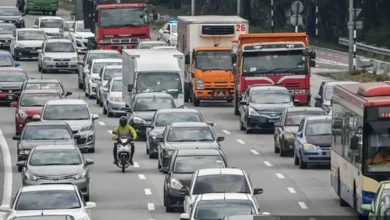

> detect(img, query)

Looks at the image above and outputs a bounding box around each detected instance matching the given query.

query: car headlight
[132,117,146,124]
[18,110,28,119]
[108,96,122,102]
[17,43,25,48]
[71,57,78,61]
[284,133,295,139]
[25,171,39,181]
[196,78,203,90]
[170,36,177,41]
[169,178,183,190]
[80,124,93,132]
[73,170,87,180]
[303,144,316,151]
[19,150,30,155]
[18,17,23,21]
[43,57,53,61]
[248,107,260,116]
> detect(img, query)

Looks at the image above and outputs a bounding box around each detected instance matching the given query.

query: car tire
[239,118,245,131]
[107,111,113,117]
[274,137,280,153]
[103,106,107,115]
[88,88,94,99]
[78,81,83,89]
[299,151,307,169]
[163,189,167,206]
[99,100,103,107]
[18,166,23,172]
[84,195,89,202]
[38,65,42,72]
[165,196,174,212]
[146,144,149,155]
[158,160,161,169]
[88,147,95,153]
[294,152,299,165]
[279,139,287,157]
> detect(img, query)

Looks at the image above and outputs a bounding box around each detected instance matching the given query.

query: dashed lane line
[287,187,296,194]
[236,139,245,144]
[147,203,155,211]
[250,150,259,155]
[261,212,270,215]
[263,161,272,167]
[222,130,231,134]
[144,188,152,195]
[275,173,285,179]
[0,130,12,206]
[134,162,140,168]
[298,202,308,209]
[98,121,105,126]
[138,174,146,180]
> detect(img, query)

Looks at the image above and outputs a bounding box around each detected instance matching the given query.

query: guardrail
[338,37,390,57]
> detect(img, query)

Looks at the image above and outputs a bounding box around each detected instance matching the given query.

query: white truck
[122,49,185,107]
[177,16,248,103]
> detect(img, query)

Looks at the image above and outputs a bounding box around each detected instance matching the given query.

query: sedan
[0,6,25,28]
[38,39,78,73]
[0,23,15,50]
[10,28,46,60]
[96,64,122,106]
[18,78,72,98]
[0,67,27,103]
[102,76,125,117]
[68,21,93,53]
[0,51,20,67]
[0,184,96,220]
[17,144,94,200]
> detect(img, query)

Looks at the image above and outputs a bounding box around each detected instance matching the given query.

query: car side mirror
[12,136,20,140]
[33,25,38,28]
[16,161,26,167]
[15,62,20,67]
[92,114,99,120]
[309,51,316,59]
[160,167,169,173]
[239,100,247,105]
[66,91,72,96]
[217,136,224,142]
[274,122,282,127]
[181,187,189,195]
[120,107,132,113]
[184,54,190,65]
[293,99,300,106]
[253,188,263,195]
[180,213,190,220]
[362,204,373,212]
[314,95,322,101]
[350,135,360,150]
[296,132,303,138]
[85,202,96,209]
[163,30,170,34]
[74,134,81,139]
[32,114,41,121]
[206,121,214,126]
[37,49,42,53]
[85,159,94,165]
[0,205,12,213]
[127,84,133,92]
[10,102,17,107]
[310,60,316,67]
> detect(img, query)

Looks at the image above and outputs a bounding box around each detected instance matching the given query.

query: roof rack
[357,82,390,97]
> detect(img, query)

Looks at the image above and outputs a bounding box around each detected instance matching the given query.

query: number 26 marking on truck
[236,24,246,32]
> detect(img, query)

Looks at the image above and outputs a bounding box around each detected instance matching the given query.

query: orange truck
[177,16,249,106]
[231,33,316,115]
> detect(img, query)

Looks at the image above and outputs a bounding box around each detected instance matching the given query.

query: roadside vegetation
[59,0,73,10]
[318,70,390,82]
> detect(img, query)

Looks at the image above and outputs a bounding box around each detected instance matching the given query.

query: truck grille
[37,175,74,180]
[201,25,235,35]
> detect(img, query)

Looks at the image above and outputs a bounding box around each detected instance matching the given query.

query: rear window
[285,110,325,126]
[193,174,251,195]
[173,155,226,173]
[155,113,202,127]
[305,119,332,136]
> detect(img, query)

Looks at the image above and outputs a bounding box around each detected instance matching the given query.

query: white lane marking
[261,212,270,215]
[275,173,285,179]
[236,139,245,144]
[287,187,296,194]
[107,130,112,134]
[144,188,152,195]
[98,121,105,126]
[138,174,146,180]
[263,161,272,167]
[133,162,140,168]
[250,150,259,155]
[0,130,12,205]
[222,130,231,134]
[147,203,155,211]
[298,202,308,209]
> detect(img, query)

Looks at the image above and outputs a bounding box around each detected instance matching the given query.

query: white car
[180,193,259,220]
[0,184,96,220]
[136,40,167,49]
[84,58,122,98]
[37,39,78,73]
[96,64,122,106]
[102,76,126,117]
[63,21,75,39]
[68,21,93,54]
[10,28,46,60]
[33,16,64,39]
[158,19,177,47]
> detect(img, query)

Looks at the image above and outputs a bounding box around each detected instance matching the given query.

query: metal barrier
[338,37,390,57]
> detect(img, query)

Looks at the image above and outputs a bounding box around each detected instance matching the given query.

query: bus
[330,82,390,215]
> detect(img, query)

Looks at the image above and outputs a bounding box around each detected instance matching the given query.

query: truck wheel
[193,96,200,106]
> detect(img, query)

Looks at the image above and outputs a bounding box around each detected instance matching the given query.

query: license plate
[268,119,277,123]
[217,92,224,97]
[7,95,13,100]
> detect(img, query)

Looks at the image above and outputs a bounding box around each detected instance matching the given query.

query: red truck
[83,0,157,52]
[231,33,316,115]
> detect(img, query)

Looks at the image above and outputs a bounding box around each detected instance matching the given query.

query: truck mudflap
[87,37,96,50]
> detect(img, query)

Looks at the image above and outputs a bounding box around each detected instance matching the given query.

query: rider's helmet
[119,116,128,127]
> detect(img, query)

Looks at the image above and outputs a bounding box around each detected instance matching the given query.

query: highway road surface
[0,3,357,220]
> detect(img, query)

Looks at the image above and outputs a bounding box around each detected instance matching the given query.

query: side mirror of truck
[185,54,190,65]
[153,13,158,21]
[310,51,316,59]
[127,84,133,92]
[310,60,316,67]
[231,54,237,65]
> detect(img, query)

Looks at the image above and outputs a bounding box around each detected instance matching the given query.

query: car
[10,28,46,60]
[12,121,77,171]
[179,193,259,220]
[33,16,64,38]
[37,99,99,153]
[101,76,125,117]
[162,149,228,212]
[96,64,122,106]
[38,39,78,73]
[77,49,121,90]
[0,51,20,67]
[156,122,224,170]
[182,168,262,214]
[238,85,296,133]
[0,184,96,220]
[146,108,206,158]
[273,107,326,157]
[84,58,122,98]
[10,89,62,135]
[0,23,16,50]
[63,21,75,39]
[18,78,72,98]
[362,181,390,218]
[0,6,25,28]
[17,145,94,200]
[157,18,177,47]
[126,92,177,140]
[7,214,76,220]
[136,40,168,49]
[0,67,27,103]
[223,215,280,220]
[293,115,332,169]
[68,21,93,53]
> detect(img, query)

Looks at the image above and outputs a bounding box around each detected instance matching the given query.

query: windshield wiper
[70,118,90,120]
[309,133,331,136]
[195,139,214,142]
[267,67,304,73]
[66,163,81,165]
[25,105,43,107]
[39,163,64,166]
[31,138,50,140]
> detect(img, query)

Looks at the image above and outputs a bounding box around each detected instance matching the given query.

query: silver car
[102,76,125,117]
[34,99,99,152]
[0,23,15,50]
[37,39,78,73]
[17,145,94,200]
[96,64,122,106]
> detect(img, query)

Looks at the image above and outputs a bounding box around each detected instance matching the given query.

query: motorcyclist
[111,116,137,165]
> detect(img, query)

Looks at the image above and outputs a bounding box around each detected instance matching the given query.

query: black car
[15,78,72,98]
[0,6,25,28]
[0,68,27,103]
[238,85,297,133]
[156,122,224,170]
[161,149,228,212]
[146,108,210,158]
[124,92,176,140]
[0,23,16,50]
[273,107,326,157]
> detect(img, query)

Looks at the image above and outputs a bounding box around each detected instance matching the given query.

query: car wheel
[158,159,161,169]
[146,144,149,155]
[18,166,23,172]
[99,100,103,107]
[103,106,107,115]
[38,64,42,72]
[163,188,167,206]
[78,81,83,89]
[165,196,174,212]
[279,139,287,157]
[299,151,307,169]
[294,152,299,165]
[88,148,95,153]
[88,88,94,99]
[107,111,113,117]
[239,118,245,131]
[274,137,280,153]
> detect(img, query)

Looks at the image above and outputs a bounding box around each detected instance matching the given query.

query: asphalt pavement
[0,3,358,220]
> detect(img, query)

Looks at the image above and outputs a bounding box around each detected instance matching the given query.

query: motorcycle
[112,131,132,173]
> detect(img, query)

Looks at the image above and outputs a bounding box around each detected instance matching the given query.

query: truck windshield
[100,8,147,28]
[195,50,231,70]
[242,50,307,76]
[365,120,390,172]
[136,72,182,94]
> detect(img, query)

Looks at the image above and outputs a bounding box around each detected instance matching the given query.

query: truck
[122,49,185,107]
[231,33,316,115]
[25,0,58,15]
[177,16,249,106]
[82,0,157,52]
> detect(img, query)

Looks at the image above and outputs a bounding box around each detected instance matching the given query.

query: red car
[11,89,62,135]
[0,67,28,103]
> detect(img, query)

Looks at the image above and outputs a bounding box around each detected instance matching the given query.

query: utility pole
[271,0,274,32]
[191,0,195,15]
[348,0,362,72]
[237,0,241,16]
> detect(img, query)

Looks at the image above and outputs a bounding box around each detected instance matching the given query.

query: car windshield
[22,126,72,140]
[0,25,15,34]
[195,50,231,70]
[136,72,182,94]
[20,94,61,107]
[111,79,122,92]
[173,156,225,173]
[250,90,292,104]
[100,8,147,27]
[25,83,63,94]
[40,19,63,28]
[167,127,214,142]
[195,200,255,220]
[75,22,90,32]
[63,22,74,31]
[18,31,46,40]
[92,62,121,74]
[45,42,75,53]
[30,149,82,166]
[0,7,20,16]
[104,68,122,80]
[155,113,202,126]
[43,104,90,120]
[0,71,26,81]
[193,174,251,194]
[139,42,167,49]
[285,110,325,126]
[365,120,390,172]
[15,190,81,210]
[171,24,177,33]
[324,85,335,101]
[305,119,332,136]
[134,97,175,111]
[0,54,13,67]
[89,53,121,63]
